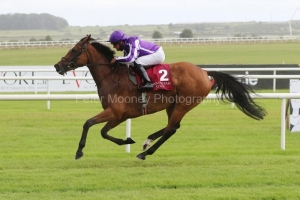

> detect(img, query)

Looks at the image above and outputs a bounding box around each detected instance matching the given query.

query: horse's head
[54,34,93,75]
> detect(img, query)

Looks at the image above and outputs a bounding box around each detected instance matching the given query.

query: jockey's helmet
[108,30,128,43]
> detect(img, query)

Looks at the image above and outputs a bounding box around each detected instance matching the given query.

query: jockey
[108,30,165,90]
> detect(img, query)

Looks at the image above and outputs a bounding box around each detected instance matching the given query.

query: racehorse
[54,34,266,160]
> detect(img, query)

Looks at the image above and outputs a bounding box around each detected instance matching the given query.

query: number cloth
[135,64,173,90]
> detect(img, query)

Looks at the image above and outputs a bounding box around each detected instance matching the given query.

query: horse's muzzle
[54,63,66,75]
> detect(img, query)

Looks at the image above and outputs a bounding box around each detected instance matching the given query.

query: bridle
[60,42,89,71]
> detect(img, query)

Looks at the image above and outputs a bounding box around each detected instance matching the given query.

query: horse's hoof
[125,137,136,144]
[75,152,83,160]
[136,153,146,160]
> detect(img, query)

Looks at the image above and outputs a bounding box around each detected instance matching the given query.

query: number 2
[159,69,169,81]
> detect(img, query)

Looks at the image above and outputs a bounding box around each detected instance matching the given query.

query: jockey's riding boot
[134,63,154,90]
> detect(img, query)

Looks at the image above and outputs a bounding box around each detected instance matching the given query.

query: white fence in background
[1,66,300,92]
[1,68,300,152]
[1,35,300,48]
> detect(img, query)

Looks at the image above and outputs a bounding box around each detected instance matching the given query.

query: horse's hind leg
[142,123,180,150]
[137,110,184,160]
[142,128,164,150]
[142,106,179,150]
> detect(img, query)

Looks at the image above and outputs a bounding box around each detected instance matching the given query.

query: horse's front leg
[100,120,136,145]
[75,107,118,159]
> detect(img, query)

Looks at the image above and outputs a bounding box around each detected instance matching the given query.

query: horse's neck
[86,50,112,87]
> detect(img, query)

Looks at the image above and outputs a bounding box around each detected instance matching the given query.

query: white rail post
[273,70,276,92]
[33,71,37,94]
[126,119,131,153]
[47,80,50,110]
[281,98,286,150]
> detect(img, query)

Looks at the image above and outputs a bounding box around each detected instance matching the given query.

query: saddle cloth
[136,64,173,91]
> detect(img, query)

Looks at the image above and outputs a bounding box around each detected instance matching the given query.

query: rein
[94,66,116,86]
[86,63,115,67]
[61,43,115,70]
[83,48,121,86]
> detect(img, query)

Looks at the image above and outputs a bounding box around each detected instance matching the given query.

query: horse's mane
[81,37,115,62]
[78,36,116,61]
[90,42,116,62]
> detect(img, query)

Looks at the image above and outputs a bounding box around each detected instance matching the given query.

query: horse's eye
[71,48,77,53]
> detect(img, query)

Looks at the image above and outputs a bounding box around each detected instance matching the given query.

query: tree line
[0,13,68,30]
[152,28,193,38]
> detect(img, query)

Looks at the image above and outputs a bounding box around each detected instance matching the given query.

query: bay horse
[54,34,266,160]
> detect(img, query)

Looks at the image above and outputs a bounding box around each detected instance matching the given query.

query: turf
[1,99,300,199]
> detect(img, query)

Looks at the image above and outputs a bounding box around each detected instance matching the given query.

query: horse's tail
[207,71,267,120]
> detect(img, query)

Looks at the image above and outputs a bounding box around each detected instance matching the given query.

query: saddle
[127,64,173,91]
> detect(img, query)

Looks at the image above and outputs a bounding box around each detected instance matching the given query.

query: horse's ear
[86,34,96,42]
